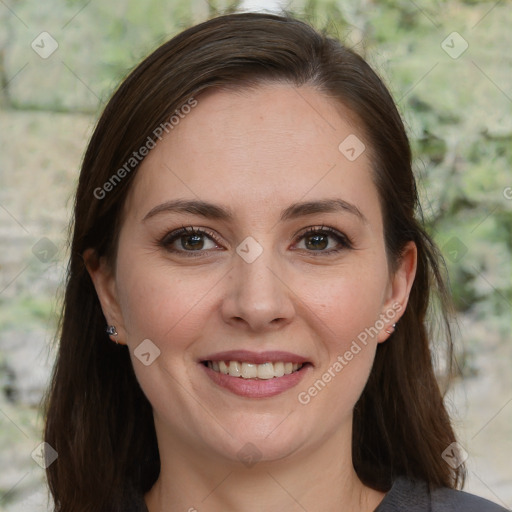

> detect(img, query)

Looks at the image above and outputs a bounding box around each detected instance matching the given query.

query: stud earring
[385,323,397,335]
[106,325,118,341]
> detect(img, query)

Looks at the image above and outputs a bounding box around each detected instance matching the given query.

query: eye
[293,225,353,255]
[158,224,353,257]
[159,226,222,256]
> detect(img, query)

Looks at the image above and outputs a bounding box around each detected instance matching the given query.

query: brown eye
[304,232,329,250]
[179,232,205,251]
[294,226,352,254]
[160,227,221,255]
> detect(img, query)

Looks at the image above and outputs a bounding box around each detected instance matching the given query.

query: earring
[385,323,397,335]
[106,325,118,341]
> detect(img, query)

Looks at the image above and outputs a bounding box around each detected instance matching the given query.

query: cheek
[115,251,213,352]
[114,256,217,416]
[296,265,388,409]
[304,259,389,341]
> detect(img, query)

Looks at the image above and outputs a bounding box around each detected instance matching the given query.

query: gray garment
[124,476,510,511]
[374,477,510,511]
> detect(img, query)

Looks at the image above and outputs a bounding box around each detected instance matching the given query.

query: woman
[43,12,509,512]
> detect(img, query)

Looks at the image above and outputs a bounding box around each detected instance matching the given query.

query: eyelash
[158,225,353,258]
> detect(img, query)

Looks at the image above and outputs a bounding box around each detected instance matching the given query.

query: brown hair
[43,11,465,511]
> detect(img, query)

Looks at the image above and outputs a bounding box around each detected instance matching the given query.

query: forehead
[122,83,381,228]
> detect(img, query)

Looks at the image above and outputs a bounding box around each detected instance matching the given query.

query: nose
[221,244,295,333]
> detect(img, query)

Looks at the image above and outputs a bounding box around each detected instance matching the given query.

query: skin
[86,83,417,512]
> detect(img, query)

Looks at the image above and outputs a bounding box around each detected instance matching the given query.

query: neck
[144,421,385,512]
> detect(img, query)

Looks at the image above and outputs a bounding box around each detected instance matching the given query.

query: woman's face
[89,83,416,465]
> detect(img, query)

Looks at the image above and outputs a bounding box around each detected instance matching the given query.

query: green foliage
[0,294,57,332]
[297,0,351,35]
[365,1,511,332]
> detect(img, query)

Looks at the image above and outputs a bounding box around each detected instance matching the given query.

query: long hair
[43,12,465,511]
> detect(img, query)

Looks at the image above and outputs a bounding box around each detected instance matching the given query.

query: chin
[203,417,311,466]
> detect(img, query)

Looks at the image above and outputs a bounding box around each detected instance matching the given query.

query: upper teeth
[207,361,303,379]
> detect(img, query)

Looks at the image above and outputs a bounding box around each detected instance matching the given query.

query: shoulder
[375,476,510,512]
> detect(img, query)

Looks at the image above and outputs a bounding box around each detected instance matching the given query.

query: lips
[199,350,312,398]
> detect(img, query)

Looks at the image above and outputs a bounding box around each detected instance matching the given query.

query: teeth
[241,362,258,378]
[228,361,241,377]
[206,360,304,379]
[257,362,274,380]
[274,361,285,377]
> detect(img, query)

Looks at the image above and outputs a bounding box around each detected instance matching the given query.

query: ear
[83,248,127,345]
[377,241,417,343]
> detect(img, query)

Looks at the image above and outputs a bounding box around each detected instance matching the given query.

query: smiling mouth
[202,360,310,379]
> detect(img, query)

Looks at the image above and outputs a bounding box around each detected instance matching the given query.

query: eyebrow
[142,197,367,224]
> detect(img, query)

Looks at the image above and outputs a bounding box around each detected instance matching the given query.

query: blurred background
[0,0,510,510]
